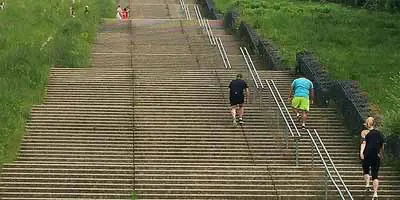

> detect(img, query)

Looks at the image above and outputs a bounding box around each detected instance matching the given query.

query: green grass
[0,0,115,165]
[214,0,400,135]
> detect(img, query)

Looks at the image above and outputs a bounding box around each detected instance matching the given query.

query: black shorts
[362,156,381,180]
[230,96,244,106]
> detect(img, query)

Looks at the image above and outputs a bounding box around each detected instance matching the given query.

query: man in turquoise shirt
[288,75,314,129]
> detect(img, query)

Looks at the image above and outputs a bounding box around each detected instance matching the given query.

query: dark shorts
[230,96,244,106]
[362,156,381,180]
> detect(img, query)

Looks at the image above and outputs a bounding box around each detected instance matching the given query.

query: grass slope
[0,0,115,164]
[214,0,400,135]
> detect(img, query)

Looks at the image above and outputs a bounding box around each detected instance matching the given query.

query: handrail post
[325,170,328,200]
[258,87,262,108]
[311,140,314,169]
[295,137,299,166]
[285,126,288,149]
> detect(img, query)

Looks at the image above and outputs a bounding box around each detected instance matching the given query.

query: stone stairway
[0,0,399,199]
[0,13,135,200]
[210,19,400,199]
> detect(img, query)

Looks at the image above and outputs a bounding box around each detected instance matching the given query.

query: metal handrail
[307,129,353,200]
[240,47,259,88]
[215,37,228,69]
[203,17,213,45]
[193,5,201,25]
[270,80,301,137]
[180,0,187,20]
[206,19,216,45]
[195,5,205,28]
[218,38,231,69]
[266,79,301,166]
[313,129,353,199]
[244,47,263,88]
[185,5,191,20]
[265,80,294,137]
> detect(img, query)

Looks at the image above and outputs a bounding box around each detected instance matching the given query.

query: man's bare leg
[293,108,301,121]
[238,104,244,124]
[302,110,308,128]
[231,106,238,126]
[372,179,379,199]
[364,174,371,189]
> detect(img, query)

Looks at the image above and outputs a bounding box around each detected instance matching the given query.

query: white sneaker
[232,118,237,127]
[372,192,378,200]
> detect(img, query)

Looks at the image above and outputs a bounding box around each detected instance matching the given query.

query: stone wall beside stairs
[296,51,400,161]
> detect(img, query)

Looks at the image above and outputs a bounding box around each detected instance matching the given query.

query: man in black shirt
[360,117,385,199]
[228,74,249,126]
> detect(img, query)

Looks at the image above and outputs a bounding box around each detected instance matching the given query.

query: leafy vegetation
[0,0,115,164]
[214,0,400,136]
[309,0,400,13]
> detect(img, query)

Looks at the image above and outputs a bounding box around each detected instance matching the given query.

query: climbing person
[84,5,89,14]
[360,117,385,200]
[228,74,249,127]
[124,7,130,19]
[116,5,123,19]
[122,8,128,19]
[288,75,314,129]
[70,6,75,17]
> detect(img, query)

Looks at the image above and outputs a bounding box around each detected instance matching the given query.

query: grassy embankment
[214,0,400,135]
[0,0,115,164]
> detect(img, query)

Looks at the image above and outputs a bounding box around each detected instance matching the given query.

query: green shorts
[291,96,310,111]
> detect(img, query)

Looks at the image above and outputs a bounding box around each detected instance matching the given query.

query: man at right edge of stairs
[288,75,314,129]
[360,117,385,200]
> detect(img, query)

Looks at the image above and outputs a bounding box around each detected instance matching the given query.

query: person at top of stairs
[288,75,314,129]
[116,5,122,19]
[360,117,385,200]
[229,74,249,126]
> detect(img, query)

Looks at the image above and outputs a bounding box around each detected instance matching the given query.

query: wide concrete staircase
[0,8,135,200]
[1,0,399,200]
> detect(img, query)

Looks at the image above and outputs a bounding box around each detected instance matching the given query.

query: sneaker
[372,192,378,200]
[295,114,302,122]
[365,186,371,192]
[238,118,244,125]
